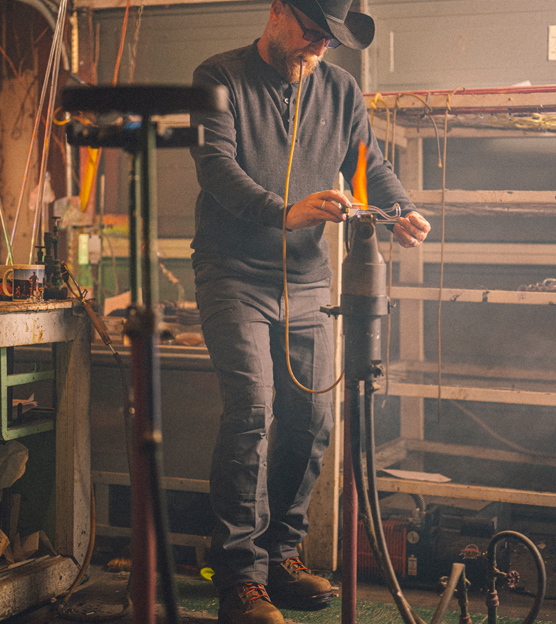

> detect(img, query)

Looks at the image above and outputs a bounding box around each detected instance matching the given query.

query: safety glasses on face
[286,3,341,49]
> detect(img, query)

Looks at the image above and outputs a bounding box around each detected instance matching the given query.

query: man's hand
[286,191,350,230]
[393,211,431,248]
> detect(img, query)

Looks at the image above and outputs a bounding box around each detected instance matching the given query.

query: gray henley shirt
[190,41,415,284]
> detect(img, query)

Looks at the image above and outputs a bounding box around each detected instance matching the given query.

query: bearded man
[190,1,430,622]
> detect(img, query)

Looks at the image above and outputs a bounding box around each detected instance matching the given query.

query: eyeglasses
[286,3,341,49]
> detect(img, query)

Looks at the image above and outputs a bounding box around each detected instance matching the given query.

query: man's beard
[267,38,324,83]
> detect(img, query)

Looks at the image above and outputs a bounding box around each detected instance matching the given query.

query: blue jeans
[195,267,334,591]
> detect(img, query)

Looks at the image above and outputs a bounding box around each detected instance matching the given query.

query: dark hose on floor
[348,378,422,624]
[351,379,474,624]
[486,531,546,624]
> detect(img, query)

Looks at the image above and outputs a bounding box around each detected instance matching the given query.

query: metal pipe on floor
[341,380,359,624]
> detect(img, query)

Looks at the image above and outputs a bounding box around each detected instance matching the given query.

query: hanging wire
[6,1,66,264]
[128,2,145,83]
[367,94,402,407]
[80,0,132,214]
[28,0,70,263]
[368,93,390,161]
[381,229,394,408]
[367,90,449,409]
[382,95,401,404]
[436,87,463,420]
[436,103,449,419]
[449,399,556,459]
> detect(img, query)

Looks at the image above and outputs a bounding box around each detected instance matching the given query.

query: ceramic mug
[0,265,45,301]
[0,266,13,301]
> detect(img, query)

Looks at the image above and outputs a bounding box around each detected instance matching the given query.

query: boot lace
[241,582,271,603]
[284,556,309,574]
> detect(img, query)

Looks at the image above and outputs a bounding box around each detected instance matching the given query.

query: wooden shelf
[408,189,556,216]
[379,242,556,265]
[380,381,556,407]
[364,88,556,115]
[365,87,556,514]
[389,286,556,305]
[375,437,556,508]
[376,475,556,508]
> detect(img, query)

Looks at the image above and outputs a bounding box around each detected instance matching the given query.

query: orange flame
[351,141,368,208]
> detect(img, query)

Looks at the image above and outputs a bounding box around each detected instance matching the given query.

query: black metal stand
[333,212,390,624]
[62,84,225,624]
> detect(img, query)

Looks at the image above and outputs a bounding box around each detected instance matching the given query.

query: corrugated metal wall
[87,2,361,237]
[368,0,556,91]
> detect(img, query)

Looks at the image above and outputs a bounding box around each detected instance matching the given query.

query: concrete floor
[6,527,556,624]
[8,557,556,624]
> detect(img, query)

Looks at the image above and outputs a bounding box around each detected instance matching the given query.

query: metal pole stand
[322,211,389,623]
[340,212,388,624]
[62,84,226,624]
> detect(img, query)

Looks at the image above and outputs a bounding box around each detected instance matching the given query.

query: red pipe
[342,381,358,624]
[131,334,157,624]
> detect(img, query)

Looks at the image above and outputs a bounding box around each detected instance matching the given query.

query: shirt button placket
[287,96,295,142]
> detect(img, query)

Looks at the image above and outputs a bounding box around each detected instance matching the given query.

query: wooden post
[304,219,344,571]
[55,311,92,564]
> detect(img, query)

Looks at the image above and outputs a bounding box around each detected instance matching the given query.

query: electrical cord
[368,94,390,161]
[449,399,556,459]
[371,89,459,419]
[80,0,132,213]
[380,230,394,407]
[436,100,449,419]
[281,58,344,394]
[55,265,134,621]
[371,93,428,408]
[55,486,132,622]
[349,380,424,624]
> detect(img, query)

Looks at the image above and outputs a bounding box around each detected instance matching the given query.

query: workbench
[89,343,219,567]
[0,300,90,620]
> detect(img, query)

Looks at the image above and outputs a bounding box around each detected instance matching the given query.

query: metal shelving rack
[363,85,556,508]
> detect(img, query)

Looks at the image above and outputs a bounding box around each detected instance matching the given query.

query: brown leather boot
[267,556,335,609]
[218,582,285,624]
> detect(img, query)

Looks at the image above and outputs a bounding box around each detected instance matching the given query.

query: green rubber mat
[173,576,553,624]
